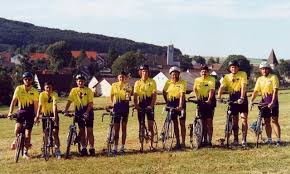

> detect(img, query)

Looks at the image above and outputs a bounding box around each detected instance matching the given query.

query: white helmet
[169,66,181,74]
[259,61,271,69]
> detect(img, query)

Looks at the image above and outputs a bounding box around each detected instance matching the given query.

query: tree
[221,55,252,77]
[111,51,144,77]
[192,55,206,64]
[180,54,192,71]
[216,57,220,64]
[46,41,72,71]
[0,65,14,105]
[277,59,290,78]
[106,47,119,67]
[207,57,216,65]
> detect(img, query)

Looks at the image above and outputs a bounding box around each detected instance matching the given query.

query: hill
[0,17,181,55]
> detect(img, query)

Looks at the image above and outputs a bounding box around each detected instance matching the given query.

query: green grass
[1,93,290,174]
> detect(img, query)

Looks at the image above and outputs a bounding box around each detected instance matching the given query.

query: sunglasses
[23,78,32,81]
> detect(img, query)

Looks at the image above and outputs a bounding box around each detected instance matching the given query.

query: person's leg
[172,118,180,147]
[232,115,239,143]
[79,127,87,148]
[240,112,248,144]
[180,119,186,147]
[121,115,128,151]
[271,117,281,142]
[264,117,272,143]
[11,123,22,149]
[206,118,213,145]
[114,122,120,151]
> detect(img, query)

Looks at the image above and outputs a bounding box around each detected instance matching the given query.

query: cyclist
[133,64,157,150]
[250,62,281,146]
[64,74,95,156]
[163,66,187,149]
[34,81,61,159]
[110,71,132,154]
[217,60,248,147]
[193,65,216,146]
[8,72,39,159]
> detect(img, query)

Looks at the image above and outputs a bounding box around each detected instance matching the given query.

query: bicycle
[63,113,81,159]
[250,102,268,148]
[8,113,26,163]
[220,99,239,148]
[41,116,55,161]
[187,97,204,149]
[160,106,185,151]
[132,108,158,152]
[101,108,117,156]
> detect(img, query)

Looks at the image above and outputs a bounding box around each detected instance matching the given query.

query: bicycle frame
[65,113,81,159]
[42,116,55,161]
[102,109,116,156]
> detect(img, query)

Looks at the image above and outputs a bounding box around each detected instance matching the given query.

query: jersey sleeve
[87,88,94,103]
[240,72,248,85]
[272,75,279,89]
[39,92,45,105]
[133,81,139,94]
[68,88,75,102]
[34,89,39,101]
[53,93,58,105]
[152,79,157,93]
[13,86,20,99]
[209,77,215,90]
[254,78,261,92]
[221,75,228,87]
[110,83,115,96]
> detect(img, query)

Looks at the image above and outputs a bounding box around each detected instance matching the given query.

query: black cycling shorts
[138,108,154,122]
[230,100,248,115]
[42,113,59,130]
[16,109,35,130]
[75,107,94,128]
[113,112,129,123]
[198,103,215,119]
[260,105,279,118]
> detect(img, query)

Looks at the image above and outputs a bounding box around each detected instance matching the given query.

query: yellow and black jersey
[39,91,58,116]
[68,87,93,111]
[221,71,247,101]
[134,78,157,107]
[254,73,279,104]
[111,81,131,113]
[13,85,39,111]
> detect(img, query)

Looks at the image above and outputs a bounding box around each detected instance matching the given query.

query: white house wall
[96,80,112,97]
[153,72,169,92]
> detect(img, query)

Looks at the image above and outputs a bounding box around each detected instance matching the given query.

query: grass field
[1,93,290,174]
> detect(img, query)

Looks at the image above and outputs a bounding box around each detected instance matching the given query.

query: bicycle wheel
[65,128,74,159]
[14,133,24,163]
[152,121,158,148]
[163,120,175,151]
[189,124,194,149]
[225,116,232,148]
[193,119,203,149]
[107,125,115,156]
[43,129,50,161]
[139,122,145,152]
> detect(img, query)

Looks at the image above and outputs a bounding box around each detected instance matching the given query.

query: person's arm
[177,92,185,111]
[85,89,94,114]
[240,72,248,99]
[64,100,72,114]
[8,98,17,116]
[35,103,42,123]
[150,92,157,108]
[217,85,225,99]
[206,89,215,104]
[250,90,259,103]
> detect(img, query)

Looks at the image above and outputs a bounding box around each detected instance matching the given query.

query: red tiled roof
[71,51,97,60]
[0,52,12,62]
[29,53,48,60]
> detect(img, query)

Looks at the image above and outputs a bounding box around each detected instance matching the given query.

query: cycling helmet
[139,64,149,71]
[228,60,239,67]
[75,74,86,80]
[200,64,209,71]
[259,61,271,69]
[169,66,181,74]
[22,72,33,79]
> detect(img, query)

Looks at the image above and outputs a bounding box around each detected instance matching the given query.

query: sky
[1,0,290,59]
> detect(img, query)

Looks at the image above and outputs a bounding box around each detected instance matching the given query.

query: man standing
[8,72,39,159]
[64,74,95,156]
[134,65,157,150]
[193,65,216,146]
[163,66,187,149]
[217,61,248,147]
[250,62,281,146]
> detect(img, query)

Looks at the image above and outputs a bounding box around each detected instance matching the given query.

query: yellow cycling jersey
[111,81,132,102]
[194,76,215,100]
[221,71,247,94]
[39,91,58,116]
[163,79,187,102]
[134,78,157,101]
[13,85,39,110]
[254,73,279,103]
[68,87,93,111]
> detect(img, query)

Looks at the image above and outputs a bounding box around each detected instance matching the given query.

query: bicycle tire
[44,128,50,161]
[107,125,115,156]
[163,120,175,151]
[194,119,203,149]
[65,128,74,159]
[139,122,145,152]
[76,134,81,154]
[225,115,232,148]
[189,124,194,149]
[152,121,158,148]
[14,133,23,163]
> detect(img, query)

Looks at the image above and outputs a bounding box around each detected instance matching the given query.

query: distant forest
[0,17,182,55]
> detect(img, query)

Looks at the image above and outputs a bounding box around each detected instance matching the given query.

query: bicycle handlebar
[250,102,268,111]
